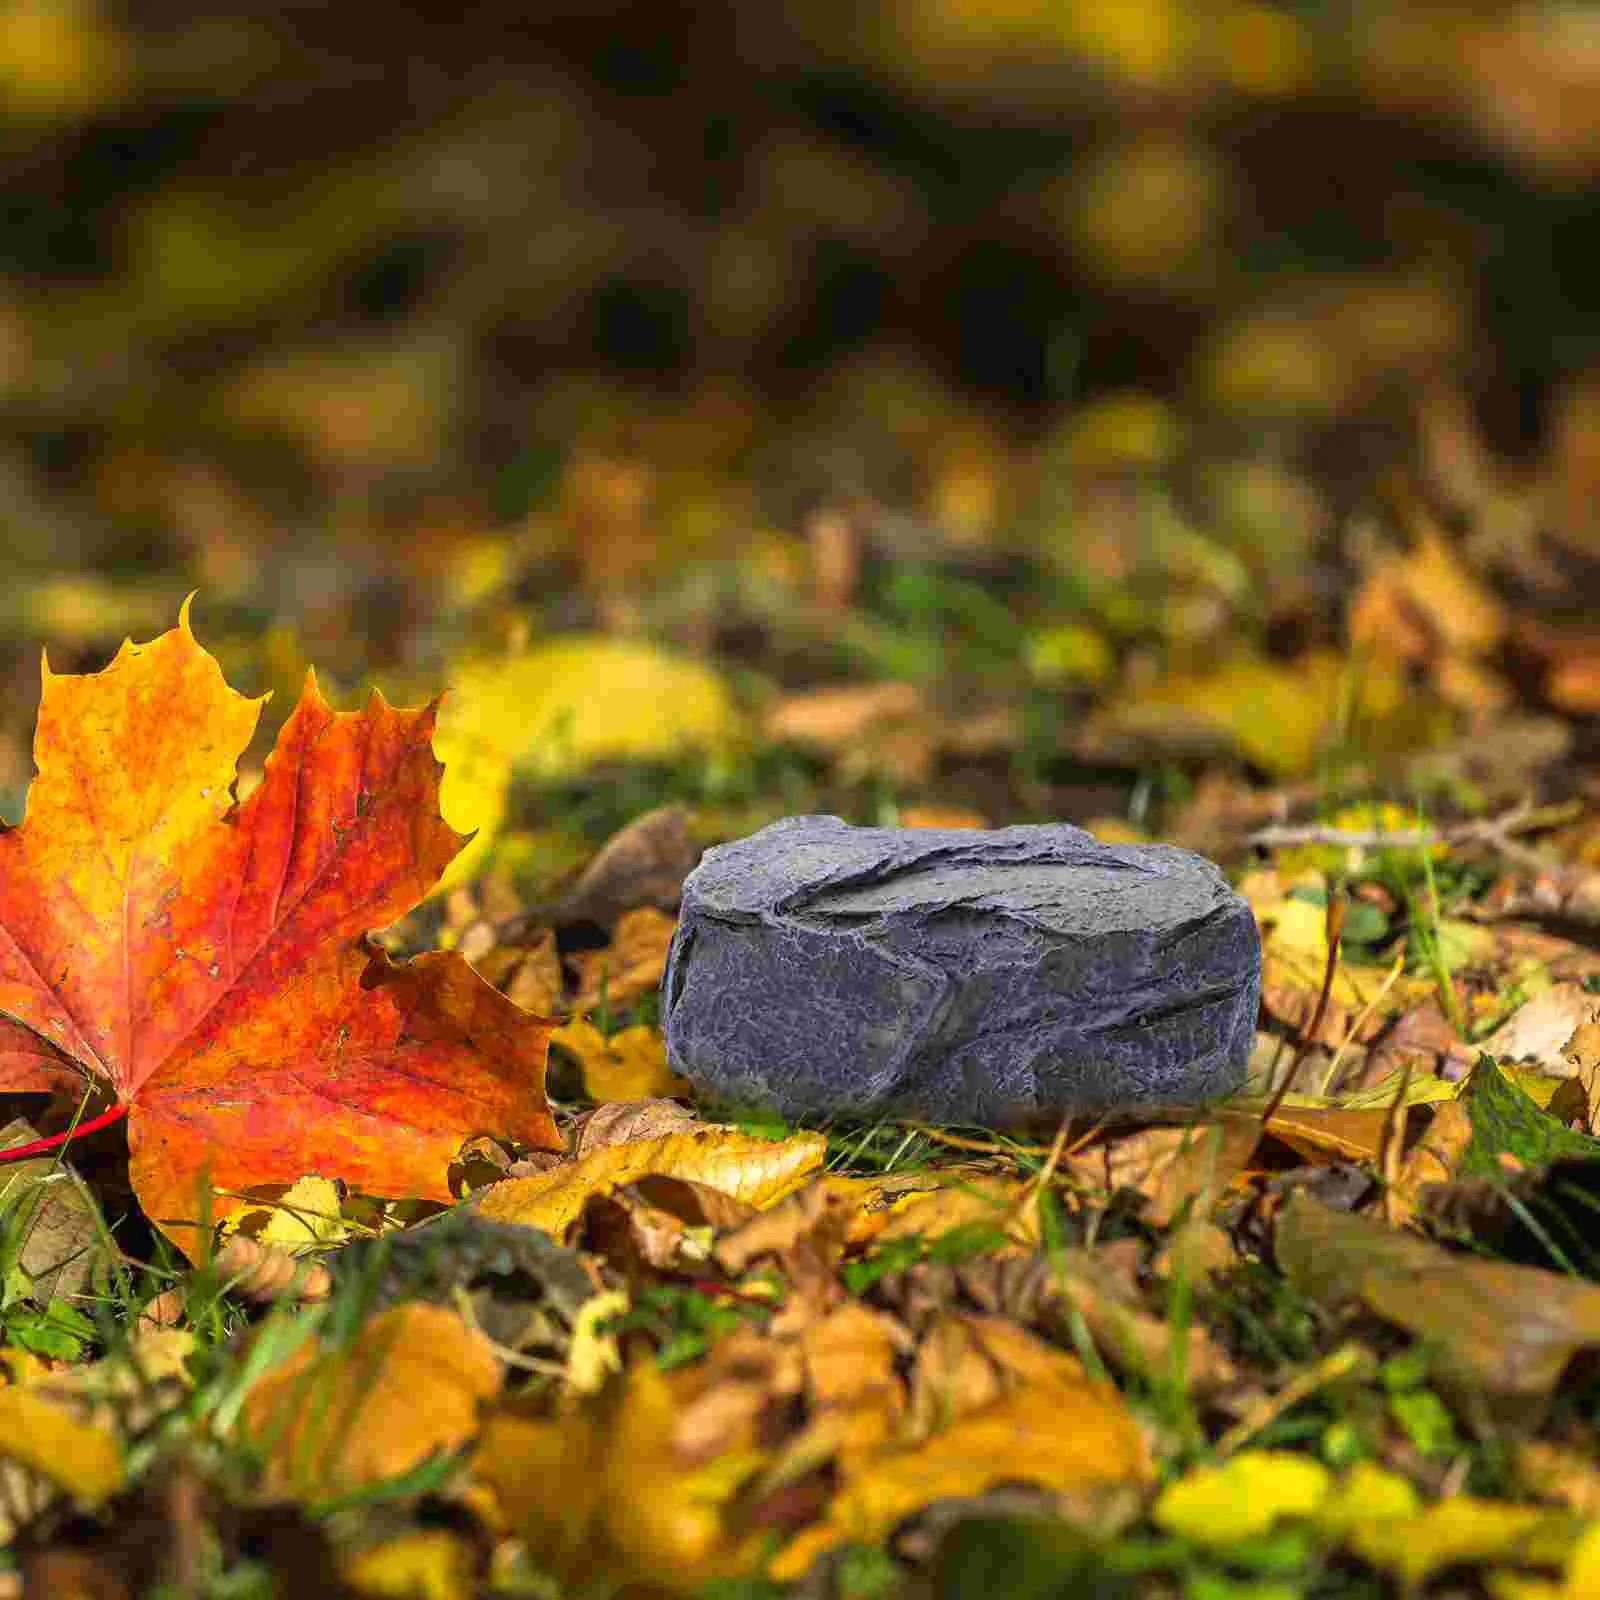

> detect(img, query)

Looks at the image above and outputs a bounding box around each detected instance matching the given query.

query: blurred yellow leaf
[341,1529,474,1600]
[1196,309,1350,422]
[550,1019,687,1102]
[772,1372,1150,1579]
[1050,138,1227,295]
[1312,1461,1421,1538]
[1155,1451,1331,1544]
[0,1386,122,1504]
[240,1302,500,1500]
[0,0,130,122]
[1063,0,1184,87]
[874,1174,1040,1248]
[475,1358,770,1590]
[1091,650,1423,779]
[1053,392,1186,474]
[1214,1,1313,96]
[434,637,741,888]
[1350,1498,1578,1590]
[476,1127,828,1240]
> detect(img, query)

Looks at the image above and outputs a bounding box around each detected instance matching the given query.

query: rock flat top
[661,815,1262,1123]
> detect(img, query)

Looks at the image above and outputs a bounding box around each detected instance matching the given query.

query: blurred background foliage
[1,0,1598,872]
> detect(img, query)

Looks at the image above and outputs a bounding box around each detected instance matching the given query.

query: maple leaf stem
[0,1103,129,1163]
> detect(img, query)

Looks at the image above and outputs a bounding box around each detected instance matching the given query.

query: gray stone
[661,815,1261,1123]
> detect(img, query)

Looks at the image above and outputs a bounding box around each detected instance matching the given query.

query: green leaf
[1463,1059,1600,1178]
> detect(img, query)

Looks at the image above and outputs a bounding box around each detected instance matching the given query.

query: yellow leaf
[476,1128,827,1240]
[550,1020,686,1103]
[1051,392,1185,474]
[1089,652,1422,779]
[771,1375,1149,1579]
[1350,1498,1578,1590]
[0,0,131,122]
[433,637,741,886]
[341,1529,474,1600]
[565,1288,628,1395]
[475,1359,768,1590]
[254,1175,348,1251]
[0,1386,122,1504]
[1154,1451,1331,1545]
[1563,1521,1600,1594]
[1312,1461,1420,1538]
[874,1174,1040,1248]
[239,1302,500,1500]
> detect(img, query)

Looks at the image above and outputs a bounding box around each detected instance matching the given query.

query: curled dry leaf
[575,1095,701,1158]
[476,1127,827,1242]
[548,803,698,927]
[0,606,559,1258]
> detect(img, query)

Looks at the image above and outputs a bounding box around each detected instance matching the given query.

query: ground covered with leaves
[4,604,1600,1600]
[12,2,1600,1595]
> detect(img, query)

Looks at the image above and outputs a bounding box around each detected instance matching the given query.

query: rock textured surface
[661,815,1261,1122]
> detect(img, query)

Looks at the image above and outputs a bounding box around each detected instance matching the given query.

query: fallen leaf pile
[21,609,1600,1599]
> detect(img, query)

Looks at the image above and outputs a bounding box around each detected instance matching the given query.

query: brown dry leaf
[239,1302,500,1499]
[474,1358,770,1591]
[1048,1247,1238,1395]
[1276,1190,1600,1404]
[549,804,697,926]
[1388,1102,1475,1228]
[769,1362,1150,1580]
[668,1325,804,1464]
[570,906,677,1013]
[766,1301,910,1480]
[580,1172,763,1275]
[874,1174,1041,1249]
[713,1176,856,1275]
[576,1096,701,1158]
[549,1019,688,1103]
[476,1127,827,1241]
[1481,984,1596,1074]
[1516,1440,1600,1517]
[1394,527,1506,655]
[906,1312,1087,1441]
[1256,1105,1391,1164]
[504,929,564,1016]
[763,681,923,750]
[1563,1020,1600,1136]
[1076,1119,1259,1226]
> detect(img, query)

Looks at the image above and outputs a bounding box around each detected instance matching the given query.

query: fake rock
[661,815,1260,1122]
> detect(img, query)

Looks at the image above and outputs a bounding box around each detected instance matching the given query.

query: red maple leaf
[0,601,560,1258]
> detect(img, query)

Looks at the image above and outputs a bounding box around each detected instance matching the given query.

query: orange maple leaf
[0,601,560,1258]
